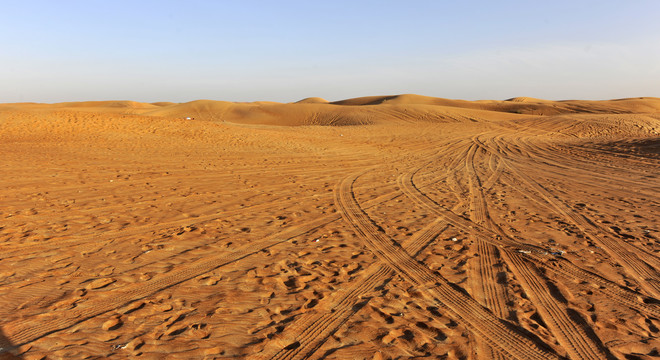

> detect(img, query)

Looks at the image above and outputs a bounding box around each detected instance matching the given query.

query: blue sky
[1,0,659,103]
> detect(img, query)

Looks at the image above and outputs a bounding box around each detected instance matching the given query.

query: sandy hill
[332,94,475,108]
[295,97,329,104]
[332,94,660,116]
[144,101,375,126]
[55,100,158,109]
[505,96,552,103]
[150,101,177,107]
[139,99,528,126]
[142,100,236,121]
[2,94,659,128]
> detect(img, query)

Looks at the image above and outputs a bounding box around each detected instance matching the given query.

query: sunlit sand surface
[1,95,659,359]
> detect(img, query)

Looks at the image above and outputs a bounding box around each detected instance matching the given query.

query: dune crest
[56,100,159,109]
[4,94,660,126]
[295,97,329,104]
[505,96,549,103]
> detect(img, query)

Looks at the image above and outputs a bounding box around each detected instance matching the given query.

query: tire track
[496,161,660,268]
[515,123,660,176]
[1,169,345,223]
[335,172,561,360]
[465,135,615,359]
[250,216,450,360]
[482,133,660,265]
[464,139,525,359]
[566,143,660,167]
[0,179,399,315]
[1,214,331,347]
[245,152,464,360]
[491,169,660,317]
[0,168,359,255]
[469,238,510,360]
[488,132,659,198]
[399,163,660,319]
[0,179,408,347]
[474,133,660,296]
[498,154,660,298]
[472,140,612,360]
[476,135,660,310]
[3,172,407,261]
[465,143,488,225]
[430,144,472,211]
[502,250,610,360]
[252,264,392,360]
[0,139,441,346]
[0,192,319,275]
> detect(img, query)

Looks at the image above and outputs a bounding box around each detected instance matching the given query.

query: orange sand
[1,95,659,359]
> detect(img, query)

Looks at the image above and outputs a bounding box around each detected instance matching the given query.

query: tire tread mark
[499,156,660,298]
[335,172,560,360]
[253,216,451,360]
[399,166,660,320]
[0,184,407,347]
[502,251,611,360]
[465,140,529,360]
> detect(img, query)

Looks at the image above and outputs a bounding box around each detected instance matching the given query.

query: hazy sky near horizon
[1,0,659,103]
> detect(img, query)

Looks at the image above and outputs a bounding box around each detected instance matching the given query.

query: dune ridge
[4,94,660,128]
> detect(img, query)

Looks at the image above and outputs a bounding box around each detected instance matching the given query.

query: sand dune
[505,96,551,103]
[150,102,177,107]
[294,97,329,104]
[5,94,659,126]
[0,95,659,359]
[55,100,158,109]
[334,94,660,116]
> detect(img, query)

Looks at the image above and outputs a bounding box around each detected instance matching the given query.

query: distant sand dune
[295,97,329,104]
[150,101,177,107]
[4,94,660,126]
[55,100,158,109]
[505,96,550,103]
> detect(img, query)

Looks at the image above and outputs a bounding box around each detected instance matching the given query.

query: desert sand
[0,95,659,359]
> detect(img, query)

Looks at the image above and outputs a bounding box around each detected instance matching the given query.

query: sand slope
[1,95,659,359]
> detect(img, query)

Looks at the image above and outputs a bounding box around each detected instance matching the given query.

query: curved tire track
[0,177,410,348]
[335,172,561,360]
[399,161,660,320]
[251,214,451,360]
[499,154,660,298]
[502,250,610,360]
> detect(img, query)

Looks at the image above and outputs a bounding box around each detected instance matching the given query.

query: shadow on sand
[0,329,22,360]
